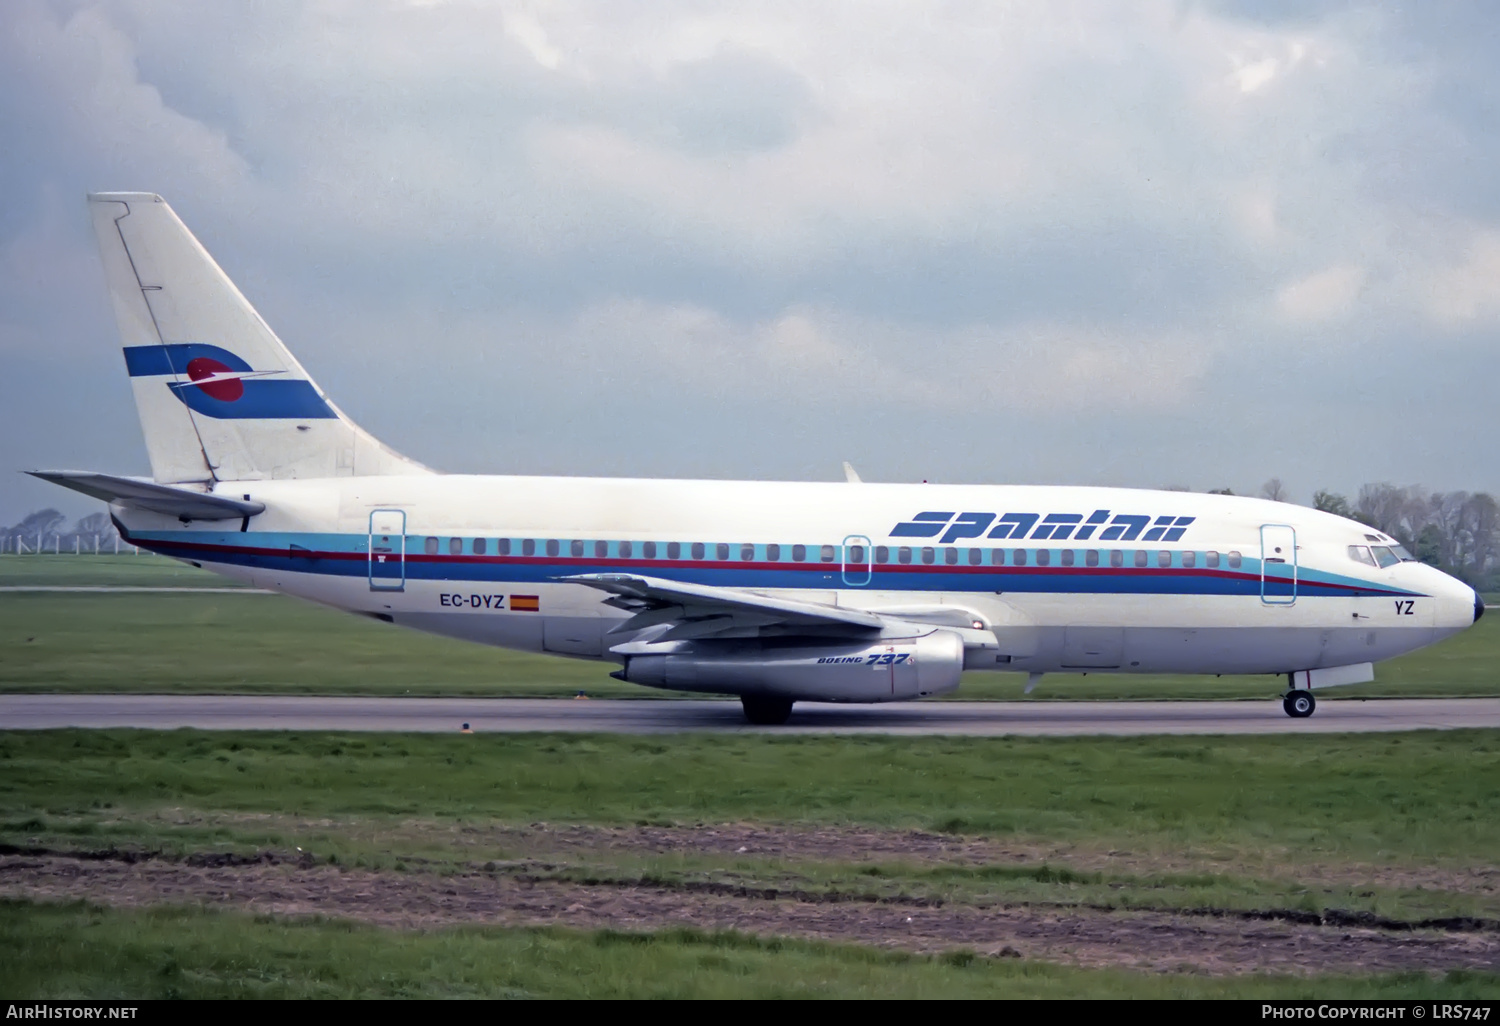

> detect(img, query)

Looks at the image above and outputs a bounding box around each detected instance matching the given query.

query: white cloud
[1423,231,1500,328]
[1275,264,1367,323]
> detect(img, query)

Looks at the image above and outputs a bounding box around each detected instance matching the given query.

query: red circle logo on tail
[185,357,244,401]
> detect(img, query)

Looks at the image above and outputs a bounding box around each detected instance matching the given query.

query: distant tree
[1416,523,1445,567]
[1356,483,1415,545]
[12,509,65,539]
[1206,487,1234,495]
[1312,490,1353,519]
[74,512,113,538]
[1460,493,1499,579]
[1260,478,1288,502]
[1162,484,1192,492]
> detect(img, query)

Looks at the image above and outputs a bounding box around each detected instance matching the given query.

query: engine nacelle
[617,630,965,702]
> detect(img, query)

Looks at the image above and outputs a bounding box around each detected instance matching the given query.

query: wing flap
[559,572,888,638]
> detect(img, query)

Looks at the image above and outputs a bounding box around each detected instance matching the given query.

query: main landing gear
[741,695,794,725]
[1282,689,1316,718]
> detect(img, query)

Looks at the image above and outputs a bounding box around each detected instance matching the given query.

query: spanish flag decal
[510,595,540,612]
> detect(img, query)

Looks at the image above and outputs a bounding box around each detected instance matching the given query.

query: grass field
[2,555,1496,699]
[4,728,1499,922]
[6,901,1495,1000]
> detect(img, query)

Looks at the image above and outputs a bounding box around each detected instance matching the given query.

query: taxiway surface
[3,695,1498,735]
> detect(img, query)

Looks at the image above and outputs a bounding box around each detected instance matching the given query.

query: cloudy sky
[3,0,1498,524]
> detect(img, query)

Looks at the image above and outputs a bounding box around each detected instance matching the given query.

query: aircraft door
[369,509,406,591]
[1260,524,1297,605]
[842,535,873,586]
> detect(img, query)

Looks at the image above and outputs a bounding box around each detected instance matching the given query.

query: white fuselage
[114,474,1481,693]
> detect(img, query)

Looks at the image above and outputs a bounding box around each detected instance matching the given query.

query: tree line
[1202,480,1498,591]
[1,509,121,553]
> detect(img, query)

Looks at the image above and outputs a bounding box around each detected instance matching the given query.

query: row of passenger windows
[419,535,1244,569]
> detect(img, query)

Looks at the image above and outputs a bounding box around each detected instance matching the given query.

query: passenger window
[741,544,755,561]
[547,539,560,558]
[944,547,958,565]
[619,540,633,558]
[1036,549,1051,566]
[595,541,609,558]
[716,543,730,560]
[1110,550,1124,568]
[570,540,584,558]
[921,547,935,565]
[767,543,781,561]
[1371,546,1399,569]
[473,538,487,556]
[449,537,462,556]
[1061,549,1075,567]
[425,537,438,555]
[522,538,536,557]
[498,538,512,556]
[821,545,836,562]
[1206,550,1219,568]
[667,542,681,559]
[1181,550,1196,568]
[691,542,705,560]
[898,547,912,564]
[1135,550,1148,568]
[1158,550,1172,568]
[991,548,1005,565]
[1348,545,1377,567]
[793,544,807,561]
[874,546,888,564]
[1227,550,1242,569]
[969,548,983,565]
[1085,550,1099,567]
[643,541,657,559]
[849,545,866,563]
[1013,549,1027,566]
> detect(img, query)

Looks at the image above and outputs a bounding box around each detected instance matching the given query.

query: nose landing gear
[1282,689,1316,718]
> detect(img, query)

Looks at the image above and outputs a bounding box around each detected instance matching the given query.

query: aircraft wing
[28,470,265,521]
[558,572,887,641]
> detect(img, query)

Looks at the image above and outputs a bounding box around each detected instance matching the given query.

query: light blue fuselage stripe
[131,530,1425,599]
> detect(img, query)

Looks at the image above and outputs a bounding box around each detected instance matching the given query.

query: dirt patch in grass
[4,851,1497,976]
[383,820,1500,897]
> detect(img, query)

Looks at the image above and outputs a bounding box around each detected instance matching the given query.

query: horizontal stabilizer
[27,470,265,521]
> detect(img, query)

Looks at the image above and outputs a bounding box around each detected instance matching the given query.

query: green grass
[1,554,1495,698]
[9,900,1495,999]
[0,553,253,588]
[4,729,1498,921]
[2,730,1492,855]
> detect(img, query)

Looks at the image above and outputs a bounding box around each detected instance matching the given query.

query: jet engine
[614,629,965,702]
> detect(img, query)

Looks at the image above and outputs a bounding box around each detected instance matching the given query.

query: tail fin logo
[124,344,336,420]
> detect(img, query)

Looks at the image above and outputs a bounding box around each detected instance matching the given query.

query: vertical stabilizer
[88,193,428,483]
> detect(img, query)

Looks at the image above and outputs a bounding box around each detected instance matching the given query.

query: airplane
[31,193,1485,725]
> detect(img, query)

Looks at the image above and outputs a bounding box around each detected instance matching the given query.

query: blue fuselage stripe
[131,532,1425,599]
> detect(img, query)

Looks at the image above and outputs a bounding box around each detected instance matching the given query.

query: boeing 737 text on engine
[31,193,1484,724]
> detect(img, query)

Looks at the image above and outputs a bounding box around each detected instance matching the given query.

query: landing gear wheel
[741,695,794,725]
[1283,690,1316,718]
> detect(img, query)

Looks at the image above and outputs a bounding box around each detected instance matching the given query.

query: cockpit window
[1348,545,1377,567]
[1370,546,1400,569]
[1391,544,1415,561]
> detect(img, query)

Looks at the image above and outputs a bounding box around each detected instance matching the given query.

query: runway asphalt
[3,695,1498,735]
